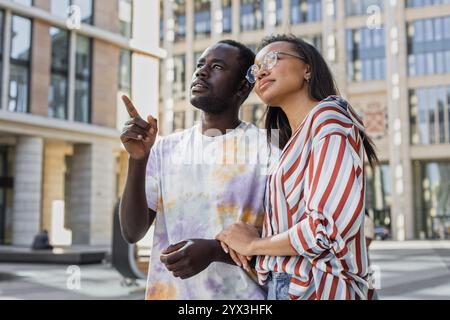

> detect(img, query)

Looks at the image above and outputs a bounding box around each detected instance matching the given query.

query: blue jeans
[267,272,291,300]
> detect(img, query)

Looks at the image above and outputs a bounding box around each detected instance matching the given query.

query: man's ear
[237,79,253,99]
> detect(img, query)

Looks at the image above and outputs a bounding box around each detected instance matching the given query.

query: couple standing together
[119,34,378,300]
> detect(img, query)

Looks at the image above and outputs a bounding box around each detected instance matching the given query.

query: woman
[216,34,378,300]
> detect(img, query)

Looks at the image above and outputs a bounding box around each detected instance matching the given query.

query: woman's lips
[259,80,274,92]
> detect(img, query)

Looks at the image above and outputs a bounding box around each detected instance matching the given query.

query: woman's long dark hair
[260,34,378,167]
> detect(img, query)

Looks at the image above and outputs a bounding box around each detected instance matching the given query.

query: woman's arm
[218,133,365,260]
[216,222,297,256]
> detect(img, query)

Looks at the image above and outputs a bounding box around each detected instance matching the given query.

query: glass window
[251,104,265,127]
[159,0,164,44]
[415,162,450,239]
[445,50,450,73]
[424,19,434,42]
[49,27,69,120]
[365,163,392,233]
[51,0,93,25]
[410,90,419,144]
[193,51,203,69]
[346,27,385,82]
[9,15,31,114]
[417,88,429,144]
[240,0,264,32]
[51,0,70,20]
[222,0,232,33]
[275,0,282,26]
[448,86,450,140]
[158,61,163,102]
[0,11,4,103]
[436,51,445,74]
[173,54,186,100]
[174,0,186,42]
[407,0,450,6]
[73,0,93,24]
[414,20,424,43]
[13,0,33,6]
[345,0,384,16]
[428,87,437,144]
[434,17,443,41]
[194,0,211,39]
[193,109,202,125]
[119,49,132,95]
[426,52,435,75]
[173,110,185,130]
[304,34,322,54]
[410,85,450,145]
[74,35,92,123]
[119,0,133,38]
[437,87,447,143]
[445,17,450,39]
[408,17,450,76]
[290,0,322,24]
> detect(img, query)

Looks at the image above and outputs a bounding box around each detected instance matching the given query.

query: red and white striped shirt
[256,96,371,300]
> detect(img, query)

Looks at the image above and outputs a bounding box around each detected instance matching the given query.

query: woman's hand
[220,241,252,272]
[216,221,260,256]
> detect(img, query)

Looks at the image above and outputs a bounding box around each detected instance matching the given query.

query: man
[31,230,53,250]
[120,40,271,300]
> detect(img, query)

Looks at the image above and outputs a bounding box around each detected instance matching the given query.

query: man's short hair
[218,40,255,82]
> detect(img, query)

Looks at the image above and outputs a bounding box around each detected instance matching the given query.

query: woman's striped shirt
[256,96,372,300]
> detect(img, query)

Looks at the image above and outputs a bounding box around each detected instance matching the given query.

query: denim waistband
[268,272,292,281]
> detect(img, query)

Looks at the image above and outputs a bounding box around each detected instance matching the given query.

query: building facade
[0,0,164,247]
[158,0,450,240]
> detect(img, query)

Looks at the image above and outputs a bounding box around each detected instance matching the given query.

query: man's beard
[190,94,231,114]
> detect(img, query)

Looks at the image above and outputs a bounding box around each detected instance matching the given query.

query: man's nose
[195,65,209,78]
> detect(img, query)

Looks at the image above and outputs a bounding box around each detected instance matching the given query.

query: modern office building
[0,0,164,247]
[158,0,450,240]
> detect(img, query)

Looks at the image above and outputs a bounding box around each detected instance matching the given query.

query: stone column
[69,142,116,246]
[385,0,414,240]
[12,137,44,246]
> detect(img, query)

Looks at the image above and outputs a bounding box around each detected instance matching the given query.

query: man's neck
[201,109,241,137]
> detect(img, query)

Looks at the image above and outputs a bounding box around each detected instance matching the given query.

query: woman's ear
[305,65,312,82]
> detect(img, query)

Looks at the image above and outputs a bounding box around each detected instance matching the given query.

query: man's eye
[213,64,223,70]
[196,64,204,68]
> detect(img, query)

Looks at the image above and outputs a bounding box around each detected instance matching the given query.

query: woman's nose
[256,67,269,80]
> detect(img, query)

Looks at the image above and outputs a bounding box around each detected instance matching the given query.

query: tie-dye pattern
[144,121,271,300]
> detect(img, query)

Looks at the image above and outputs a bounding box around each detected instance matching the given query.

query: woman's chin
[258,91,278,106]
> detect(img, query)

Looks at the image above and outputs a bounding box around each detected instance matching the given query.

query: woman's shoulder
[308,96,355,140]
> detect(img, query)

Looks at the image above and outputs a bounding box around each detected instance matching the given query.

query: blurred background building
[158,0,450,241]
[0,0,164,248]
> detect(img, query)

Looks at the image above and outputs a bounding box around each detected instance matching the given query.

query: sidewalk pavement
[1,240,450,300]
[0,261,146,300]
[370,240,450,300]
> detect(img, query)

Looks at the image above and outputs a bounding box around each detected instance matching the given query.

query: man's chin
[190,96,223,114]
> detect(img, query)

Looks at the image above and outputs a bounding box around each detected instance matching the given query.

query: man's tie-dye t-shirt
[145,121,273,300]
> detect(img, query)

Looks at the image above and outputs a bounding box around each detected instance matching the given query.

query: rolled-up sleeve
[286,133,365,261]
